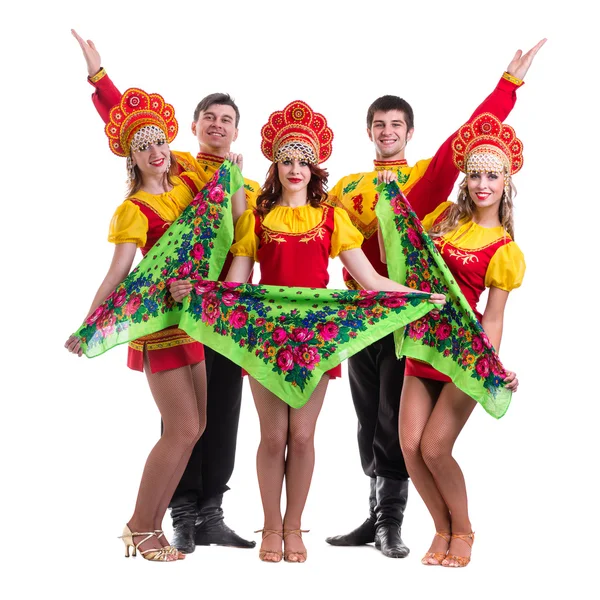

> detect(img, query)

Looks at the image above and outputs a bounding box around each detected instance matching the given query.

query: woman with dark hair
[172,100,445,563]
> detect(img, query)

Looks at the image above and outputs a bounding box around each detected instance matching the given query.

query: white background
[2,1,597,598]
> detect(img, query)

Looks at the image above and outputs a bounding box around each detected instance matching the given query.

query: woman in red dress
[173,101,445,563]
[65,89,244,562]
[391,115,524,568]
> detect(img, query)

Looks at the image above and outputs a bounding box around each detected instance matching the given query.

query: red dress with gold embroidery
[405,202,526,381]
[254,204,341,378]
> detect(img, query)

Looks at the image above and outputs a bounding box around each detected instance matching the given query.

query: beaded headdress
[261,100,333,164]
[105,88,178,157]
[452,113,523,176]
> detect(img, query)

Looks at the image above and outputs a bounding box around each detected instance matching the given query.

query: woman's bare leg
[420,383,476,566]
[250,377,290,562]
[399,376,451,562]
[150,359,207,538]
[126,355,206,557]
[283,375,329,562]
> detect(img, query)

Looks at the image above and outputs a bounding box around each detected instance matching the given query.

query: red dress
[251,204,342,379]
[124,174,205,373]
[405,203,525,382]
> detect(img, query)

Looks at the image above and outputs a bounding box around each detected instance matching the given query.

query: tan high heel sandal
[441,531,475,568]
[421,531,451,566]
[154,530,185,560]
[119,525,179,562]
[283,529,310,563]
[254,529,283,562]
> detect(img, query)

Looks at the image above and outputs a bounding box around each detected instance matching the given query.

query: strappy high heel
[119,525,178,562]
[441,531,475,568]
[421,531,451,565]
[254,528,283,562]
[154,529,185,560]
[283,529,309,563]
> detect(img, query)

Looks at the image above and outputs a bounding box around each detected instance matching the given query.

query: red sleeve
[87,69,122,124]
[407,75,523,220]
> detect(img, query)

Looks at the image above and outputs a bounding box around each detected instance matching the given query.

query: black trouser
[348,333,409,480]
[169,347,243,507]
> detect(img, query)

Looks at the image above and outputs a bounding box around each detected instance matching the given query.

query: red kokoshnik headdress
[105,88,178,157]
[452,113,523,176]
[261,100,333,164]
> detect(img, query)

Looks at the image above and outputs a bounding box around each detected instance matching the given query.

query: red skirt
[127,326,205,373]
[404,358,451,383]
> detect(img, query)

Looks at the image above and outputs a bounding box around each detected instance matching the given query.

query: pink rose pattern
[186,284,426,391]
[383,183,508,398]
[75,165,233,351]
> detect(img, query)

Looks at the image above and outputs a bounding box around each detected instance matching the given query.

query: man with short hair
[325,40,544,559]
[73,30,259,553]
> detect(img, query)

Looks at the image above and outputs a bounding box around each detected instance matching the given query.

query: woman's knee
[288,429,315,455]
[260,430,287,456]
[420,436,451,470]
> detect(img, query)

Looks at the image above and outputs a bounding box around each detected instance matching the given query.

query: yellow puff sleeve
[421,201,453,231]
[331,207,364,258]
[230,208,259,261]
[485,242,526,291]
[108,201,148,247]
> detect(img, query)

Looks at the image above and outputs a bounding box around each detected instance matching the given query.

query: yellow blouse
[422,202,525,292]
[108,172,203,247]
[231,204,364,262]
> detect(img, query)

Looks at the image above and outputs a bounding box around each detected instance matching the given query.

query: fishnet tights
[250,375,328,544]
[399,376,476,537]
[127,353,207,549]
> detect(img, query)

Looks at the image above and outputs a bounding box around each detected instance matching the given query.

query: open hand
[506,38,547,81]
[71,29,102,78]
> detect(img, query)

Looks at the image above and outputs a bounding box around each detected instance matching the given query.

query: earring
[126,156,135,182]
[166,155,172,175]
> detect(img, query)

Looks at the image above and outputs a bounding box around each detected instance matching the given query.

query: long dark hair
[256,162,329,215]
[126,150,178,197]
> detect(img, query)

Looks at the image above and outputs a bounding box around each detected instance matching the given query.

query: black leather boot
[374,476,410,558]
[170,497,198,554]
[325,477,377,546]
[194,494,255,548]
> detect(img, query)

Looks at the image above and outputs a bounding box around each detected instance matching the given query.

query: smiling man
[72,30,259,554]
[325,40,545,559]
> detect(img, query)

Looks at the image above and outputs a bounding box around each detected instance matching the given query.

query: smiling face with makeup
[467,171,505,211]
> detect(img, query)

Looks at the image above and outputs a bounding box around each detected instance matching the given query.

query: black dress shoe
[325,477,377,546]
[374,523,410,558]
[325,517,376,546]
[195,519,256,548]
[172,521,196,554]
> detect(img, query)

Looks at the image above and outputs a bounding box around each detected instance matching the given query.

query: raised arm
[72,29,122,123]
[407,39,546,220]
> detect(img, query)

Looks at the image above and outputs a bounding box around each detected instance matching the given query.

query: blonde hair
[429,173,516,240]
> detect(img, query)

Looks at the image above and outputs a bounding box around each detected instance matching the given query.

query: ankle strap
[254,528,283,538]
[451,532,475,547]
[435,531,451,542]
[283,529,309,537]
